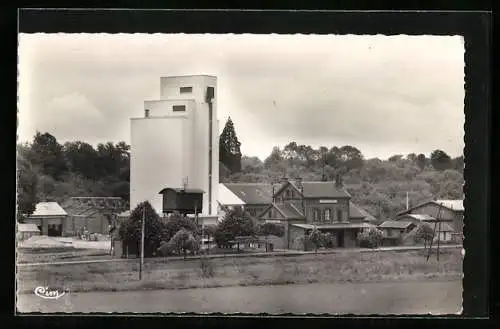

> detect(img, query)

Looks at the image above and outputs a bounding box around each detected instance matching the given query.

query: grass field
[17,248,462,294]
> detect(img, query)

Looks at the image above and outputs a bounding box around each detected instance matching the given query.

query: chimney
[335,173,343,188]
[144,109,150,118]
[280,176,289,185]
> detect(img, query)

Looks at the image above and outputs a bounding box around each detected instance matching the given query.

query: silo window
[180,86,192,93]
[173,105,186,112]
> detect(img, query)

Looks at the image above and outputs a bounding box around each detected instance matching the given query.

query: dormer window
[173,105,186,112]
[180,86,192,94]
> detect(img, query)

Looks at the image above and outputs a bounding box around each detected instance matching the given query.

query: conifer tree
[219,117,242,173]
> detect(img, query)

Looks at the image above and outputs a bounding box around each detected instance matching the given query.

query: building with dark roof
[24,202,68,236]
[394,199,464,244]
[222,175,377,250]
[61,197,128,236]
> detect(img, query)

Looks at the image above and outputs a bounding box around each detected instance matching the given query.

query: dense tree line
[17,130,463,224]
[222,142,464,222]
[17,132,130,217]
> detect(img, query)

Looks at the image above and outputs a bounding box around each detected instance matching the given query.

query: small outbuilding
[158,187,204,215]
[24,202,68,236]
[17,223,41,241]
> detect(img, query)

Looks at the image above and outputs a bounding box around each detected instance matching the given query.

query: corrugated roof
[396,199,464,216]
[61,197,128,217]
[405,214,436,221]
[435,200,464,212]
[30,202,67,217]
[18,223,41,232]
[379,220,414,229]
[218,183,246,206]
[291,222,375,230]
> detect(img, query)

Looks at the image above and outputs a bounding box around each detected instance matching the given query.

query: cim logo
[34,286,66,300]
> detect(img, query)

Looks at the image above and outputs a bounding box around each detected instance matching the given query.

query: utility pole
[437,215,441,261]
[427,203,442,261]
[139,204,145,280]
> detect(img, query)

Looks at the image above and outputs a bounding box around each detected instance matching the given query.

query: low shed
[17,223,41,241]
[24,202,68,236]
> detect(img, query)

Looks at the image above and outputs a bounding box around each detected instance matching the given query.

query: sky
[18,33,465,161]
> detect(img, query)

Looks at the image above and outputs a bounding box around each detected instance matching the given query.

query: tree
[264,146,284,169]
[414,223,435,248]
[406,153,417,162]
[219,117,242,174]
[307,228,324,253]
[30,132,68,180]
[158,228,199,259]
[430,149,452,171]
[164,212,199,242]
[214,208,256,248]
[17,155,39,220]
[241,156,264,174]
[388,154,404,162]
[451,155,464,172]
[63,141,99,179]
[416,153,427,171]
[338,145,364,172]
[118,201,167,257]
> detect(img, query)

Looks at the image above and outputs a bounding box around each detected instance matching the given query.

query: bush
[158,228,199,259]
[214,208,257,247]
[323,233,336,249]
[357,227,384,248]
[306,228,324,253]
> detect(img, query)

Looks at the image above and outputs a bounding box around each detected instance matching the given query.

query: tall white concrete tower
[130,75,219,216]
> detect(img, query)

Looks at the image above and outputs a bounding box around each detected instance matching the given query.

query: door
[337,230,345,247]
[48,224,62,237]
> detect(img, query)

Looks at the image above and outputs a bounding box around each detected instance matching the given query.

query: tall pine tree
[219,117,242,173]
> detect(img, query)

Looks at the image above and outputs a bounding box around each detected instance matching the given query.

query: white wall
[131,75,219,216]
[144,99,195,117]
[130,116,191,213]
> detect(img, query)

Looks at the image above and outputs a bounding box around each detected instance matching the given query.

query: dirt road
[17,279,462,315]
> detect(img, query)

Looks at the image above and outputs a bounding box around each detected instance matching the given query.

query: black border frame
[8,7,492,328]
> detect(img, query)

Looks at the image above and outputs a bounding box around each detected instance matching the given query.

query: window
[314,209,320,222]
[337,209,342,222]
[173,105,186,112]
[286,190,291,198]
[180,86,193,93]
[387,229,393,237]
[324,209,331,222]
